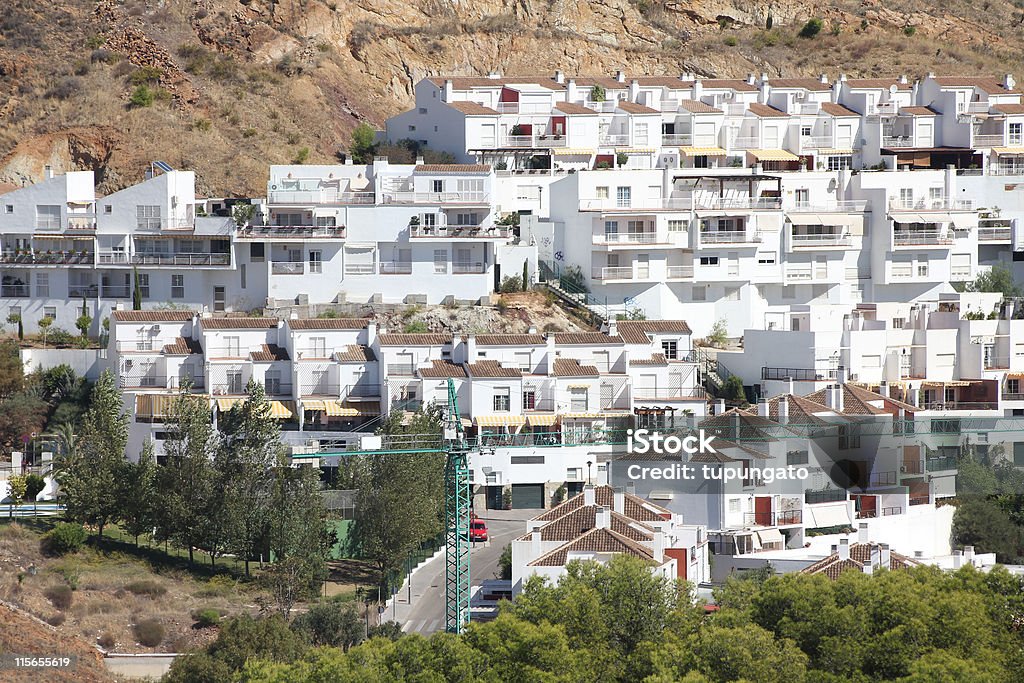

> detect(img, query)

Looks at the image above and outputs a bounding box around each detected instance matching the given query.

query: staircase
[540,262,610,325]
[688,346,736,398]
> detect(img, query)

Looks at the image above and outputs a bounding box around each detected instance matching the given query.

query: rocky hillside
[2,0,1023,195]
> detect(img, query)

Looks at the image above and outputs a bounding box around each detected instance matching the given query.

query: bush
[290,599,363,650]
[130,85,155,107]
[90,48,114,63]
[403,320,428,333]
[124,580,167,597]
[367,621,404,640]
[192,118,212,132]
[129,66,163,85]
[903,25,916,36]
[242,127,257,138]
[134,618,165,647]
[723,36,738,46]
[799,18,823,38]
[705,318,729,348]
[41,523,87,556]
[44,585,73,611]
[193,608,222,628]
[46,77,81,101]
[98,632,116,649]
[46,612,66,626]
[292,146,310,164]
[500,275,523,293]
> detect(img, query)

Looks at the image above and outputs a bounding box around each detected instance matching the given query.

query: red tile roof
[414,164,491,174]
[553,102,597,115]
[630,353,668,366]
[769,78,831,91]
[445,101,499,115]
[574,76,629,90]
[552,358,599,377]
[288,318,369,330]
[418,360,468,378]
[533,485,670,523]
[378,333,451,346]
[801,542,921,579]
[336,345,375,362]
[200,317,279,329]
[475,334,546,346]
[250,344,290,362]
[748,103,789,118]
[679,100,722,114]
[820,102,860,117]
[845,78,912,91]
[516,505,654,542]
[899,106,939,116]
[617,101,660,115]
[992,103,1024,115]
[702,79,758,92]
[161,337,203,355]
[616,320,692,344]
[933,77,1021,94]
[466,360,521,378]
[427,77,563,91]
[635,76,696,89]
[112,310,195,322]
[554,332,623,345]
[528,527,655,566]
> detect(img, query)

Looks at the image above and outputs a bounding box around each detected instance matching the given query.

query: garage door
[511,484,544,509]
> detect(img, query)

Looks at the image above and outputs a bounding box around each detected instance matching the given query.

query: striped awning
[618,148,656,154]
[992,147,1024,155]
[563,411,632,419]
[268,401,295,419]
[551,148,595,156]
[1005,373,1024,380]
[679,146,727,156]
[136,394,178,419]
[817,148,854,155]
[921,381,972,388]
[526,414,558,426]
[324,401,376,417]
[748,149,799,161]
[475,414,527,427]
[302,400,327,411]
[216,397,242,412]
[566,384,592,389]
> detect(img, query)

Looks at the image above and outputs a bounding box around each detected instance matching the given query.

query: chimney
[964,545,975,566]
[487,71,501,79]
[443,79,454,101]
[746,73,756,85]
[953,549,963,569]
[44,165,53,179]
[366,321,377,347]
[899,74,909,85]
[878,381,889,398]
[616,70,626,83]
[567,78,578,102]
[466,334,477,363]
[544,334,556,375]
[830,544,838,555]
[528,326,537,334]
[732,411,741,440]
[758,398,770,418]
[532,530,542,557]
[607,318,617,338]
[778,396,789,424]
[879,543,891,569]
[629,79,640,100]
[820,73,828,84]
[839,73,848,82]
[858,522,869,544]
[613,488,625,514]
[1005,74,1016,91]
[653,531,665,563]
[554,70,565,84]
[415,155,425,166]
[838,538,850,561]
[715,398,726,415]
[926,71,935,79]
[825,385,837,410]
[583,484,596,506]
[595,505,611,529]
[862,561,874,575]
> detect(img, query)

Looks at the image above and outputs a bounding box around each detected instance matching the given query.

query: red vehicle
[469,519,488,542]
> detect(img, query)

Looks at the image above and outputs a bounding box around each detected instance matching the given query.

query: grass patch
[44,584,73,610]
[123,579,167,597]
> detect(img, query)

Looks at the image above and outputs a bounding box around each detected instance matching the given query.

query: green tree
[76,298,92,340]
[0,340,24,399]
[55,370,127,539]
[723,375,746,402]
[165,614,306,682]
[129,84,155,107]
[967,263,1022,298]
[590,84,606,102]
[290,598,364,650]
[799,17,823,38]
[24,473,45,503]
[6,473,27,517]
[522,261,529,291]
[155,389,216,563]
[351,405,446,583]
[6,313,23,341]
[349,122,377,164]
[132,267,142,310]
[118,440,158,546]
[38,316,52,347]
[953,498,1024,563]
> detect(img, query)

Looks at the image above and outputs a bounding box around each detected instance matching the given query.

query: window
[1014,442,1024,467]
[432,180,443,193]
[899,188,914,208]
[892,318,905,329]
[135,331,152,352]
[827,155,852,170]
[523,388,536,410]
[137,205,161,230]
[515,352,532,370]
[309,250,322,274]
[569,387,588,411]
[4,205,12,214]
[692,285,706,301]
[616,186,631,208]
[36,273,49,297]
[699,256,719,266]
[917,255,929,277]
[455,213,478,227]
[661,340,678,360]
[728,498,741,513]
[240,264,247,289]
[794,188,810,207]
[418,107,427,114]
[264,372,282,395]
[43,306,56,320]
[493,387,511,412]
[225,336,241,357]
[757,253,776,265]
[838,424,861,450]
[408,125,416,132]
[227,369,244,394]
[138,274,150,298]
[433,249,448,274]
[635,123,649,145]
[310,337,327,357]
[787,450,809,466]
[249,243,265,262]
[596,186,609,199]
[668,219,686,232]
[314,216,336,227]
[171,274,184,299]
[1011,123,1023,146]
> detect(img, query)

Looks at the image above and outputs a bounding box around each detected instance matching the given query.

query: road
[395,510,534,634]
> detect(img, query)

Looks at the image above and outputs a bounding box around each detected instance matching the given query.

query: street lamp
[586,460,593,485]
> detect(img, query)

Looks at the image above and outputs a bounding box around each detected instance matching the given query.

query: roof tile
[616,320,692,344]
[378,333,451,346]
[466,360,521,378]
[112,310,195,322]
[552,358,599,377]
[748,103,789,118]
[820,102,860,117]
[446,101,499,115]
[200,317,279,329]
[418,360,468,378]
[289,318,369,330]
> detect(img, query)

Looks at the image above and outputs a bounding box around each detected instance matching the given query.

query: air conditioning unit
[899,465,907,473]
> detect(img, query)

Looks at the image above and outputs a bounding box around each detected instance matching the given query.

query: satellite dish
[889,84,898,95]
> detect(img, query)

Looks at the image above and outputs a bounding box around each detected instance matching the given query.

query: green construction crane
[442,377,471,633]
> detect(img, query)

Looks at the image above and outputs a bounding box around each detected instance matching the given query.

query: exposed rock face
[0,0,1022,194]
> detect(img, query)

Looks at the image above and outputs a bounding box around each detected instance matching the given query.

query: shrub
[799,18,823,38]
[367,621,404,640]
[723,36,737,46]
[589,84,605,102]
[134,618,165,647]
[129,66,163,85]
[124,580,167,597]
[90,48,113,63]
[193,608,222,628]
[403,320,428,333]
[192,118,212,132]
[46,612,66,626]
[73,61,90,76]
[705,318,729,348]
[242,127,257,138]
[903,25,916,36]
[41,523,86,556]
[130,85,155,107]
[500,275,523,293]
[292,147,310,164]
[98,632,116,649]
[85,35,106,49]
[44,585,73,611]
[46,77,82,100]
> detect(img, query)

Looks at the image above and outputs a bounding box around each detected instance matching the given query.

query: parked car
[469,519,488,542]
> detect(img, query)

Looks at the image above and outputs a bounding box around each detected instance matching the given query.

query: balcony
[729,136,760,150]
[742,510,803,527]
[169,376,205,390]
[598,134,630,147]
[33,215,97,232]
[661,134,693,146]
[762,366,834,381]
[272,261,305,275]
[695,197,782,210]
[0,284,30,297]
[790,232,852,247]
[973,133,1005,148]
[67,284,98,298]
[798,135,833,151]
[882,136,917,148]
[1002,392,1024,401]
[239,225,347,239]
[666,265,694,279]
[784,265,813,281]
[699,229,761,244]
[889,198,974,211]
[379,262,412,275]
[299,383,341,397]
[926,456,958,472]
[268,190,375,205]
[387,364,417,376]
[132,253,231,267]
[452,262,486,274]
[0,251,94,265]
[989,163,1024,176]
[578,197,691,211]
[135,218,195,232]
[345,383,381,399]
[805,488,848,504]
[591,266,647,281]
[344,263,375,275]
[493,102,554,114]
[381,191,490,205]
[889,264,914,279]
[893,230,952,246]
[977,224,1012,242]
[120,376,168,389]
[789,200,869,212]
[632,387,706,400]
[102,285,129,298]
[409,225,511,239]
[496,134,567,148]
[210,383,249,395]
[593,232,667,245]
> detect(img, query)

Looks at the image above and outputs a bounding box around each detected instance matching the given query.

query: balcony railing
[120,376,168,389]
[889,198,974,211]
[494,102,554,114]
[890,264,914,279]
[598,134,630,146]
[742,510,803,526]
[381,191,490,204]
[729,136,760,150]
[344,264,375,275]
[789,200,870,212]
[169,376,205,390]
[299,383,341,397]
[926,456,958,472]
[267,190,374,205]
[973,133,1005,147]
[632,387,706,400]
[989,163,1024,176]
[978,226,1012,241]
[387,364,417,376]
[272,261,305,275]
[34,215,97,232]
[578,197,691,211]
[762,366,834,381]
[452,262,486,274]
[591,266,646,281]
[409,225,511,239]
[379,262,413,275]
[136,218,195,232]
[133,253,231,266]
[790,232,852,247]
[345,383,381,399]
[893,230,952,245]
[241,225,347,238]
[799,135,833,150]
[0,251,94,265]
[593,232,663,245]
[805,488,848,504]
[1002,392,1024,401]
[67,284,98,298]
[700,230,761,244]
[785,266,813,280]
[1,284,30,297]
[695,197,782,210]
[666,265,694,279]
[496,134,567,148]
[101,286,131,298]
[661,134,693,146]
[882,136,917,148]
